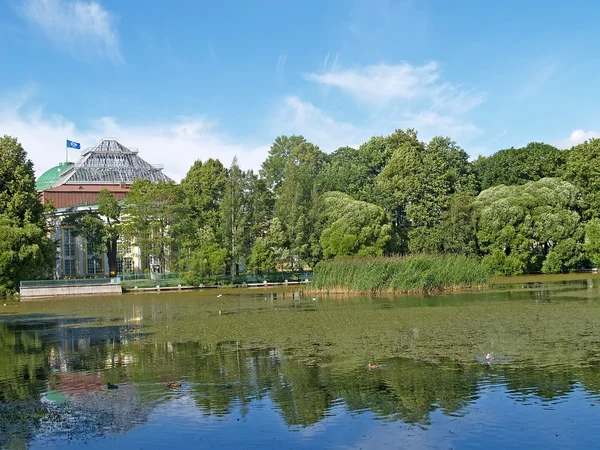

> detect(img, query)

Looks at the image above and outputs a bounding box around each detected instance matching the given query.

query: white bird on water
[217,294,222,298]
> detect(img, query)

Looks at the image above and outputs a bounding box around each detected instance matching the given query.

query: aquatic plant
[309,254,493,294]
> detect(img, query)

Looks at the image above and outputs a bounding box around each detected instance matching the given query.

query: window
[86,240,103,275]
[62,228,76,276]
[117,257,134,274]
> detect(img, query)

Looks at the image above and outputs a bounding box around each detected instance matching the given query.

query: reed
[310,254,493,294]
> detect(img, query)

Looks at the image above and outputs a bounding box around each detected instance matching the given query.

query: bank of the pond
[309,255,493,294]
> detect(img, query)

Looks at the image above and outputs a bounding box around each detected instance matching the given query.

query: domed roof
[36,162,74,191]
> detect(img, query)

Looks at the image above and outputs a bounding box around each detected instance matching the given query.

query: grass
[310,254,493,295]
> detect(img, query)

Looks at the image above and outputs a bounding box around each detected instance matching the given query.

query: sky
[2,0,600,181]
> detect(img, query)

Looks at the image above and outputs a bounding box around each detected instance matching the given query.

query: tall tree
[178,158,227,247]
[62,190,121,275]
[220,157,247,277]
[474,142,566,191]
[0,136,54,296]
[564,138,600,219]
[274,139,326,268]
[473,178,585,274]
[376,131,476,253]
[260,135,307,195]
[319,192,393,258]
[122,180,180,273]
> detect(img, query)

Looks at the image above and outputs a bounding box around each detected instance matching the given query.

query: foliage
[0,217,55,297]
[310,254,492,294]
[260,135,307,195]
[61,189,121,274]
[583,218,600,267]
[274,138,326,269]
[474,142,565,191]
[0,136,54,295]
[319,192,393,258]
[181,226,228,284]
[377,132,476,253]
[247,217,288,272]
[473,178,585,275]
[178,158,227,247]
[564,138,600,218]
[220,157,248,276]
[122,180,181,273]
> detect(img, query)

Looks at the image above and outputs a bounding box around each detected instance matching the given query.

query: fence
[20,278,120,289]
[119,271,312,289]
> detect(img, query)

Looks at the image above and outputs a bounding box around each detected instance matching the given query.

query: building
[37,139,172,278]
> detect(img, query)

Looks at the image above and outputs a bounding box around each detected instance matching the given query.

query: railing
[20,278,120,288]
[119,271,312,288]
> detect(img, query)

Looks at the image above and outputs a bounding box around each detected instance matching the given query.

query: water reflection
[1,279,600,447]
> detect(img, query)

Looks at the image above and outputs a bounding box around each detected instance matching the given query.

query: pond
[2,275,600,448]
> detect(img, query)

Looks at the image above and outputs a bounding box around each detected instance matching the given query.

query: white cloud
[305,62,486,113]
[19,0,122,63]
[0,96,268,181]
[302,61,485,146]
[558,129,600,148]
[270,96,482,154]
[272,96,369,152]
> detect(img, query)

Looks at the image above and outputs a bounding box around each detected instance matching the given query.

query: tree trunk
[107,237,118,277]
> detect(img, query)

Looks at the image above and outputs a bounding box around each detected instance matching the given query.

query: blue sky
[2,0,600,180]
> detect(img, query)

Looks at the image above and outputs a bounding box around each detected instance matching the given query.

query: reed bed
[310,255,493,295]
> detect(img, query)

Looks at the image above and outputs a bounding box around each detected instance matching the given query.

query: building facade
[37,139,172,278]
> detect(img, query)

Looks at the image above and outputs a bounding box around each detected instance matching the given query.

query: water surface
[2,276,600,448]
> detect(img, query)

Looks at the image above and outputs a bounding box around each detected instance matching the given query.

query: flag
[67,140,81,149]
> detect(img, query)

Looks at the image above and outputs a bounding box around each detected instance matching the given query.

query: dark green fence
[119,271,312,288]
[20,278,119,288]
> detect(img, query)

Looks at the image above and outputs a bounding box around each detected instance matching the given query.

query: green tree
[377,132,476,253]
[181,226,228,284]
[0,136,54,296]
[62,189,121,275]
[319,192,393,258]
[178,158,227,249]
[583,218,600,267]
[220,157,247,277]
[564,138,600,218]
[260,135,307,195]
[474,142,566,191]
[473,178,585,274]
[122,180,180,273]
[274,139,326,269]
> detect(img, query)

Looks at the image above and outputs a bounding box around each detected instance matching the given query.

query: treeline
[3,130,600,296]
[117,131,600,278]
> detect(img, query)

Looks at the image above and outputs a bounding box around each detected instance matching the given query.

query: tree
[319,192,393,259]
[247,217,288,272]
[62,189,121,275]
[474,142,566,191]
[377,132,476,253]
[220,157,247,277]
[473,178,585,274]
[260,135,307,195]
[181,226,228,284]
[0,136,54,296]
[274,139,326,269]
[122,180,180,273]
[179,159,227,239]
[564,138,600,218]
[583,219,600,267]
